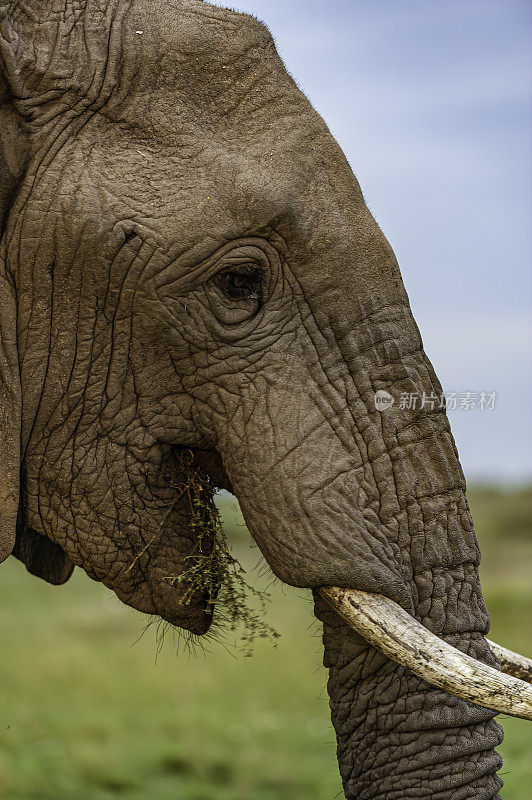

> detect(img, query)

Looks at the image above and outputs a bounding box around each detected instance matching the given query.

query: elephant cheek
[23,439,219,634]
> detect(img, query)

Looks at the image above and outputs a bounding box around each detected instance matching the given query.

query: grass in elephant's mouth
[162,451,280,655]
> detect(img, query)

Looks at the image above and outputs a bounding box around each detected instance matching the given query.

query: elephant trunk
[318,588,532,716]
[314,490,505,800]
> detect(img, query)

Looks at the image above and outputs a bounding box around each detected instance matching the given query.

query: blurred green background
[0,486,531,800]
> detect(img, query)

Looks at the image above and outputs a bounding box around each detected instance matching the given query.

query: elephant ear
[0,19,74,583]
[0,253,19,564]
[13,523,75,585]
[0,61,22,562]
[0,252,73,581]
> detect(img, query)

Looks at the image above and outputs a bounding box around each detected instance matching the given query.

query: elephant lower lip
[111,575,216,634]
[162,607,213,634]
[157,583,216,633]
[152,598,214,634]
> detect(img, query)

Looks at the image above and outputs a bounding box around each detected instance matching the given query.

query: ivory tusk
[318,586,532,721]
[487,639,532,685]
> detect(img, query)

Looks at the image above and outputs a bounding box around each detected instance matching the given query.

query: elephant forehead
[114,0,318,141]
[78,2,372,252]
[144,0,273,68]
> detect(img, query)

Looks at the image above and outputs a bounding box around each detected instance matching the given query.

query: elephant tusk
[318,586,532,721]
[486,639,532,685]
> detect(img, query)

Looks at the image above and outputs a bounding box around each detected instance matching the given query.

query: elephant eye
[217,265,262,302]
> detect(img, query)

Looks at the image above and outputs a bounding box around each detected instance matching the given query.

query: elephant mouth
[318,586,532,720]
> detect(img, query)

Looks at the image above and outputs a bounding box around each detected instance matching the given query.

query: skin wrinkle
[280,290,422,564]
[289,286,391,478]
[358,707,498,771]
[359,738,502,789]
[28,222,91,452]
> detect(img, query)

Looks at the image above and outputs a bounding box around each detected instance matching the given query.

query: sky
[208,0,532,482]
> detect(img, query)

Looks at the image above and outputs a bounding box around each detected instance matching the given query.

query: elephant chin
[111,576,216,635]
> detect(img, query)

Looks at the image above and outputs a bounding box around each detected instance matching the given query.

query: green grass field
[0,486,531,800]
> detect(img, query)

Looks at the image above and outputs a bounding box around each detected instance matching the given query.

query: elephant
[1,1,531,797]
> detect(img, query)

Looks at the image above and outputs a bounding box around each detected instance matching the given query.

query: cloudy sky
[209,0,532,482]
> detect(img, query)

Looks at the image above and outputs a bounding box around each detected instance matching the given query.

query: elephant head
[1,2,530,797]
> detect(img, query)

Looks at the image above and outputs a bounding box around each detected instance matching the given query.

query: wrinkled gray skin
[0,1,504,797]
